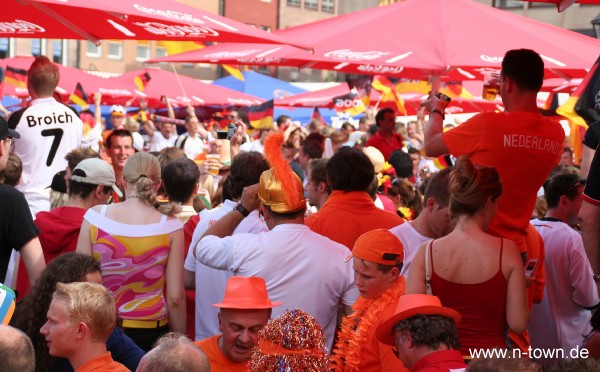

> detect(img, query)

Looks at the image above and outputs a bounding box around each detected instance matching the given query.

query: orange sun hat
[213,276,282,309]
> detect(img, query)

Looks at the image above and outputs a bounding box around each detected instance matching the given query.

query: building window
[136,44,150,62]
[52,40,63,64]
[155,47,167,59]
[107,41,123,60]
[305,0,318,10]
[31,39,41,56]
[287,0,300,7]
[0,38,10,59]
[322,0,334,12]
[86,41,102,58]
[493,0,523,8]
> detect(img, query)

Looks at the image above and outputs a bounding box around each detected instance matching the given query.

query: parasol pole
[169,63,189,102]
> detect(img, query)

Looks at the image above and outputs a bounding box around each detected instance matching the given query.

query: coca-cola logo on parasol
[134,4,206,24]
[237,57,282,64]
[480,55,503,64]
[204,50,262,59]
[0,20,45,34]
[357,65,404,74]
[132,22,219,37]
[227,98,263,105]
[324,49,390,61]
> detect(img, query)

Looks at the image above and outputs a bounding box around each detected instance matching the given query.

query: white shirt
[239,139,264,154]
[389,222,430,278]
[184,200,267,341]
[175,133,205,160]
[195,223,359,351]
[529,219,600,355]
[150,131,176,152]
[9,97,83,216]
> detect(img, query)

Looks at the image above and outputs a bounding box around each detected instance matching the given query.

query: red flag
[311,107,326,125]
[5,66,27,88]
[134,72,151,91]
[248,100,274,129]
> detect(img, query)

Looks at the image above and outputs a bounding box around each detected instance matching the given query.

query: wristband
[234,202,250,218]
[430,110,445,120]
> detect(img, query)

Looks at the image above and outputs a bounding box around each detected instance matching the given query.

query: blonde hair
[123,152,161,208]
[125,117,140,133]
[52,282,116,342]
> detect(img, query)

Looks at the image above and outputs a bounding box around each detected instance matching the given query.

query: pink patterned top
[84,205,183,321]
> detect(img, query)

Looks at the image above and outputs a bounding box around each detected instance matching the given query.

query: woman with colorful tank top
[77,152,185,351]
[407,156,529,355]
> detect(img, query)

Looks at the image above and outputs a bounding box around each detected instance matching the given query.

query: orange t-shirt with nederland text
[443,111,564,253]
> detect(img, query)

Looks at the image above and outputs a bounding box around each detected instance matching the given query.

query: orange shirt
[195,335,248,372]
[75,352,129,372]
[443,112,564,252]
[305,190,404,249]
[355,298,408,372]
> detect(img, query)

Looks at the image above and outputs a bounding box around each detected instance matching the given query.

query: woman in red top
[407,156,528,355]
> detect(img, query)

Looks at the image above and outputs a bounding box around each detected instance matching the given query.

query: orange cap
[346,229,404,266]
[213,276,282,309]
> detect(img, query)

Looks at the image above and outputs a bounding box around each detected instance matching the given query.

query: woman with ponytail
[77,152,185,351]
[407,156,528,355]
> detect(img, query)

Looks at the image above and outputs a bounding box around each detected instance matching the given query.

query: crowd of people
[0,48,599,372]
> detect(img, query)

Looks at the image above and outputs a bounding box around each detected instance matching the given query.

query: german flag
[372,75,406,115]
[575,55,600,124]
[5,66,27,88]
[555,54,600,165]
[439,81,473,99]
[134,72,151,92]
[311,107,326,125]
[69,82,89,107]
[248,99,274,129]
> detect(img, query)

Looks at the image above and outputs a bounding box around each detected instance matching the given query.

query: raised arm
[421,94,449,157]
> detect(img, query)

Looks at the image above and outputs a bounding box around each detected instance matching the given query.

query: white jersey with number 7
[8,97,83,216]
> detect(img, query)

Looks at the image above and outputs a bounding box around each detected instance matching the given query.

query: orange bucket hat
[213,276,282,309]
[346,229,404,266]
[376,294,461,346]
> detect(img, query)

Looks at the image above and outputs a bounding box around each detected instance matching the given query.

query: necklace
[127,195,143,199]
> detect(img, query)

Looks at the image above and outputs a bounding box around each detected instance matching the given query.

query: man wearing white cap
[35,158,120,264]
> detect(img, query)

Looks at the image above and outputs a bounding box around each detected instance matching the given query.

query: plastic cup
[206,154,221,176]
[482,71,501,101]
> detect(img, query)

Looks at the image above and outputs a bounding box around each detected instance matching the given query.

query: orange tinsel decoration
[330,277,406,371]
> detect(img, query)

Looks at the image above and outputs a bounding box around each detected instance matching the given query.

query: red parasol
[150,0,600,81]
[518,0,600,11]
[0,0,311,49]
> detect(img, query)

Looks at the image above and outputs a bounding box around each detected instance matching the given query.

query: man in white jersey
[184,151,269,341]
[8,56,83,216]
[389,167,453,278]
[174,115,210,161]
